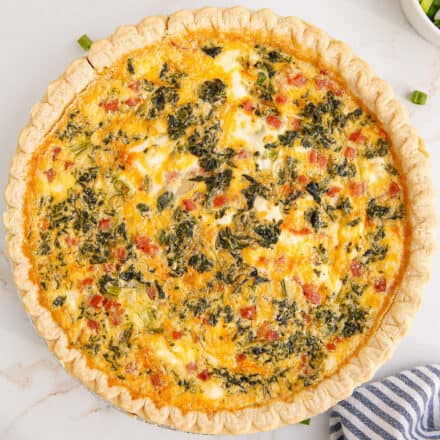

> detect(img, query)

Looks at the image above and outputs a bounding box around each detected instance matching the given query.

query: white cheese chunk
[215,49,240,72]
[254,197,283,221]
[156,345,181,368]
[231,111,266,151]
[216,211,233,225]
[145,148,168,170]
[203,383,225,400]
[130,140,149,152]
[230,70,248,99]
[256,157,273,170]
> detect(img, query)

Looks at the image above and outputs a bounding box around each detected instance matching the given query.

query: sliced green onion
[300,418,311,426]
[257,71,267,85]
[430,0,440,17]
[419,0,440,20]
[420,0,433,13]
[70,139,92,156]
[427,3,440,18]
[435,6,440,25]
[280,278,288,296]
[411,90,428,105]
[106,285,121,296]
[77,34,93,51]
[113,178,130,195]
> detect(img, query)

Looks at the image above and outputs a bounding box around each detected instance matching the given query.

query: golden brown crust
[4,7,436,434]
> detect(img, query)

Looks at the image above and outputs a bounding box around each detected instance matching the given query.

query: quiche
[5,7,436,434]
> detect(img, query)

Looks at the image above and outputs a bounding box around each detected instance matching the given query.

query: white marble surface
[0,0,439,438]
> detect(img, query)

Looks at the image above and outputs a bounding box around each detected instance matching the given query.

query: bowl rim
[409,0,440,37]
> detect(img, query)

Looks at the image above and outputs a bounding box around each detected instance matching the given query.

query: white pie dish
[400,0,440,47]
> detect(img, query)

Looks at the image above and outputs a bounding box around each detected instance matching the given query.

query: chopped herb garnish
[77,34,93,51]
[257,72,267,85]
[410,90,428,105]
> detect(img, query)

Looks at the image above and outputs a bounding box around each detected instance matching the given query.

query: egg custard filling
[23,33,408,413]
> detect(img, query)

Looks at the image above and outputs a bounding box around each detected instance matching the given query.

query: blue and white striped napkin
[330,364,440,440]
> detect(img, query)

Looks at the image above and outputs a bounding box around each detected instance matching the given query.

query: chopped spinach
[340,303,369,337]
[127,58,135,74]
[202,46,222,58]
[254,221,281,248]
[362,244,388,263]
[167,104,194,140]
[278,157,298,184]
[188,253,213,273]
[136,203,150,216]
[190,169,233,199]
[154,280,166,299]
[157,191,175,212]
[158,208,196,277]
[267,50,291,63]
[143,86,179,119]
[305,208,327,231]
[278,130,298,146]
[198,79,226,104]
[336,197,352,214]
[241,174,269,209]
[273,298,296,326]
[328,159,356,178]
[53,295,66,307]
[306,181,322,204]
[216,227,253,259]
[364,139,389,159]
[77,167,98,186]
[119,265,142,282]
[366,199,390,219]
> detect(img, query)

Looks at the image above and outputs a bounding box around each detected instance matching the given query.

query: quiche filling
[24,33,409,412]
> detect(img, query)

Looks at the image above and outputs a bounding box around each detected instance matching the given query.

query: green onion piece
[106,285,121,296]
[268,148,278,161]
[411,90,428,105]
[430,0,440,17]
[70,139,91,156]
[257,72,267,85]
[280,278,288,296]
[420,0,433,13]
[300,418,311,426]
[427,3,440,18]
[113,178,129,193]
[77,34,93,51]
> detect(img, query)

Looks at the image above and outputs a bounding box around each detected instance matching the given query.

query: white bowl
[400,0,440,47]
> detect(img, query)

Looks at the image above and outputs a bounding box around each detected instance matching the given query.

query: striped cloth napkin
[330,364,440,440]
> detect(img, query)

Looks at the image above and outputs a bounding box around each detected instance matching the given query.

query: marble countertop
[0,0,439,438]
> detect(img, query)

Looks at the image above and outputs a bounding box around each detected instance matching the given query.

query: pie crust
[4,7,436,434]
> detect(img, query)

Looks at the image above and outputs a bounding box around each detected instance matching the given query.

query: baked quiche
[5,7,435,434]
